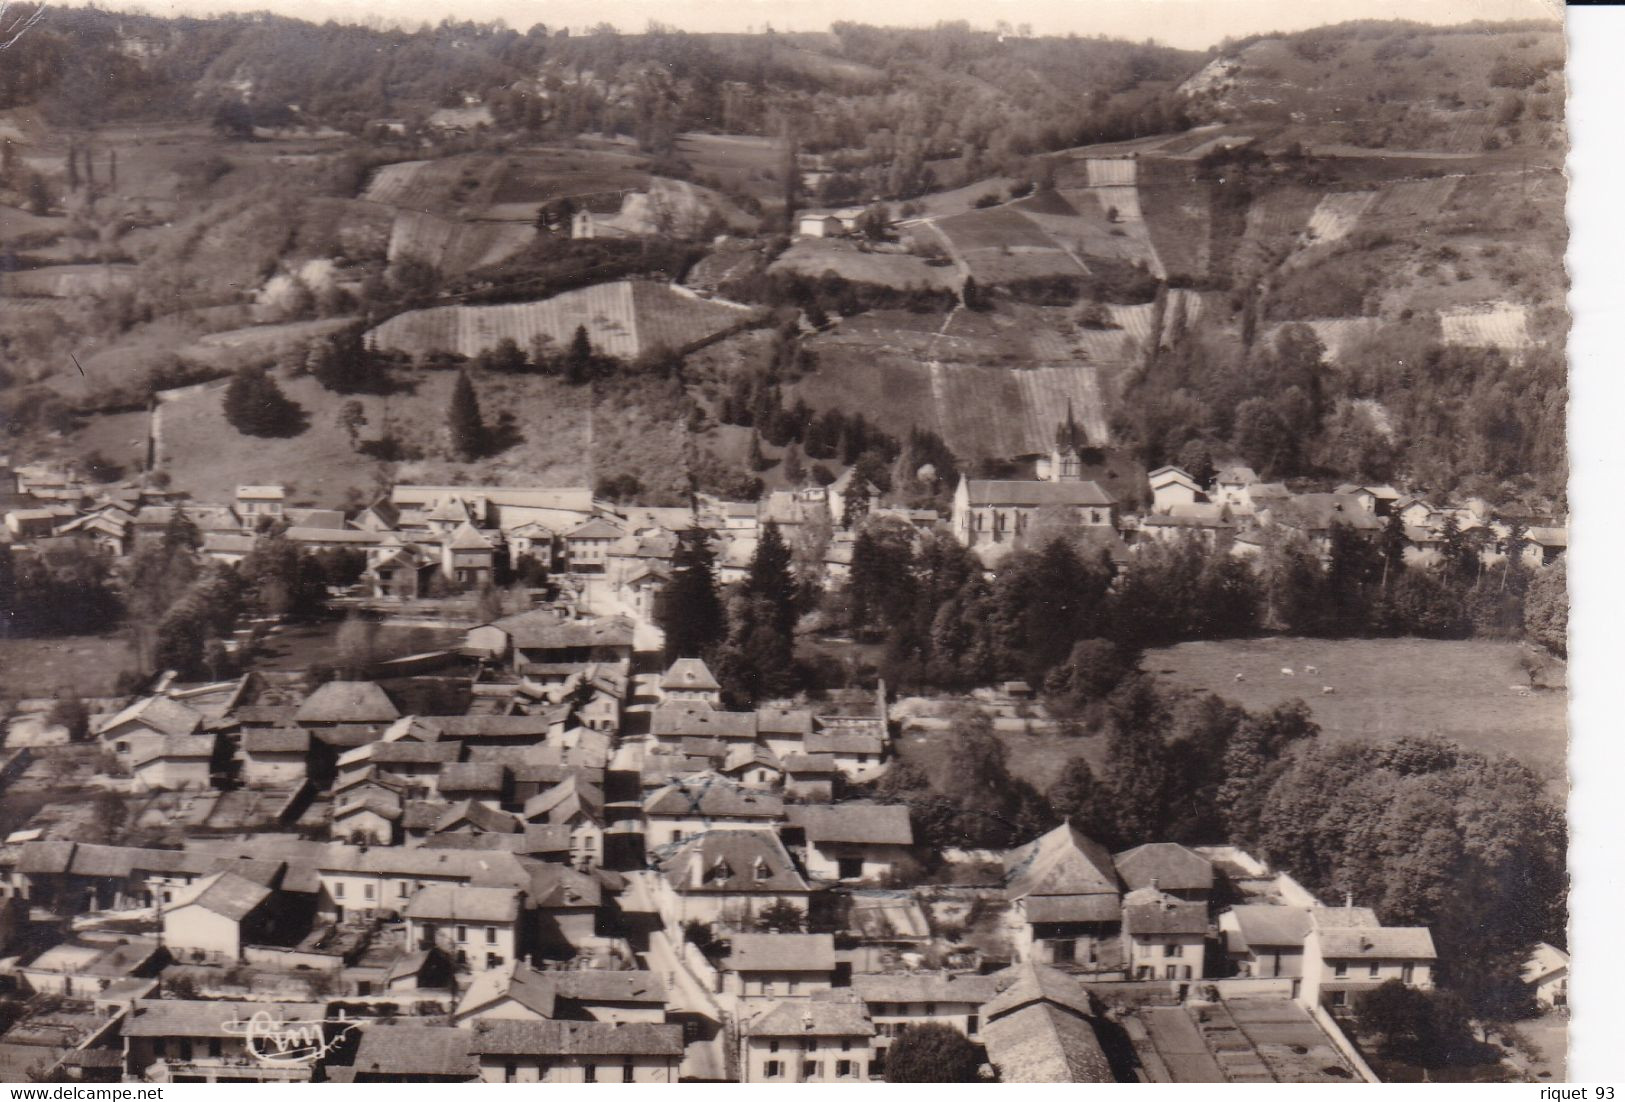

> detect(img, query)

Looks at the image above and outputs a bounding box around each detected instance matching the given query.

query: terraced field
[935,207,1058,251]
[361,160,433,205]
[1440,302,1530,354]
[1137,163,1211,279]
[1304,191,1378,244]
[1083,158,1136,186]
[387,210,535,275]
[367,280,759,361]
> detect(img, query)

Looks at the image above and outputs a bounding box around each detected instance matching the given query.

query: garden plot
[1439,302,1531,356]
[1304,191,1378,245]
[387,210,535,275]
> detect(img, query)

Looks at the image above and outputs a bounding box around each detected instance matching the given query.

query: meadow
[1142,635,1567,790]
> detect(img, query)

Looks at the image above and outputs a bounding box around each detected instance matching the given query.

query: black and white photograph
[0,0,1579,1086]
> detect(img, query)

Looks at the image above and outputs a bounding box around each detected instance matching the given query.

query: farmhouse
[1003,823,1123,972]
[849,970,998,1059]
[161,871,276,962]
[783,803,913,883]
[465,1019,684,1083]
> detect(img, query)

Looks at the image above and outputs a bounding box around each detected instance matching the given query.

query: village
[0,437,1569,1084]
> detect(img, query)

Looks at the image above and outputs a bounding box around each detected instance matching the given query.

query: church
[951,411,1119,560]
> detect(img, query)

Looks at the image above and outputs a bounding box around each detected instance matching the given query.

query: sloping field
[367,280,758,360]
[1090,185,1145,224]
[898,176,1022,221]
[927,364,1111,457]
[1071,327,1143,365]
[1109,302,1157,344]
[1,264,138,297]
[769,238,960,289]
[1440,302,1530,353]
[1244,186,1321,241]
[387,210,535,275]
[1014,188,1155,270]
[0,204,62,242]
[936,207,1058,251]
[1261,318,1383,366]
[1368,175,1461,224]
[1084,158,1137,187]
[931,207,1087,285]
[676,133,782,202]
[186,316,359,358]
[1144,636,1566,791]
[1304,191,1378,245]
[361,160,433,205]
[1137,163,1209,279]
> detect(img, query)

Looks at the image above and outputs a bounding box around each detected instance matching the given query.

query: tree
[222,366,304,437]
[755,898,806,933]
[1355,981,1476,1068]
[884,1023,983,1082]
[566,325,595,384]
[336,400,368,450]
[658,529,727,660]
[211,99,255,140]
[47,694,90,742]
[1523,558,1566,656]
[448,370,487,460]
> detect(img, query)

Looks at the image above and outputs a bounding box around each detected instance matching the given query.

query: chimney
[1150,876,1160,891]
[1344,891,1354,909]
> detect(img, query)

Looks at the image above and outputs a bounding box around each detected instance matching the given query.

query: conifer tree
[448,369,487,460]
[222,365,302,437]
[658,529,727,659]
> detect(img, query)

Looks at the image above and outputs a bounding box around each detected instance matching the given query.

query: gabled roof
[1315,926,1437,960]
[1225,904,1313,950]
[352,1025,477,1079]
[523,774,604,825]
[804,730,883,756]
[456,959,557,1020]
[1147,466,1199,487]
[722,743,782,776]
[1523,942,1570,984]
[851,971,998,1005]
[423,495,475,523]
[643,774,784,820]
[166,870,271,921]
[756,707,815,735]
[1004,823,1120,902]
[446,521,495,550]
[404,884,521,923]
[295,680,400,724]
[131,734,216,766]
[123,1000,326,1040]
[661,658,721,692]
[467,1019,683,1057]
[983,961,1096,1022]
[439,762,507,793]
[1121,889,1207,936]
[782,753,837,775]
[652,705,758,740]
[242,727,310,754]
[745,993,873,1038]
[434,799,522,835]
[983,1000,1112,1083]
[1215,466,1258,486]
[98,695,204,738]
[1113,843,1214,894]
[1265,493,1383,532]
[723,933,835,973]
[657,829,808,894]
[488,610,636,651]
[565,517,625,540]
[787,802,912,846]
[963,480,1116,508]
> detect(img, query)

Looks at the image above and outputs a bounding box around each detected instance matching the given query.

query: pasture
[676,133,782,201]
[0,634,143,698]
[769,238,960,289]
[1142,636,1567,790]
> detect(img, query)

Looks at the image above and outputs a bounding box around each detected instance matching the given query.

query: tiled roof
[782,753,837,774]
[1121,891,1207,936]
[1226,904,1313,950]
[132,734,216,766]
[756,707,814,735]
[964,480,1115,508]
[524,775,604,824]
[1113,843,1214,894]
[98,695,204,738]
[1316,926,1437,960]
[295,681,400,724]
[787,802,912,846]
[983,962,1095,1022]
[243,727,310,754]
[1004,823,1121,902]
[467,1019,683,1057]
[661,658,721,692]
[745,993,873,1038]
[440,762,507,793]
[122,1000,326,1039]
[983,1000,1112,1083]
[166,871,271,921]
[490,611,636,651]
[404,884,520,923]
[851,971,998,1005]
[643,774,784,820]
[804,731,883,756]
[658,830,809,894]
[724,933,836,973]
[652,705,758,740]
[434,799,522,835]
[352,1025,477,1079]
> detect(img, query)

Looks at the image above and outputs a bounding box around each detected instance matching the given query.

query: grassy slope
[1143,636,1566,790]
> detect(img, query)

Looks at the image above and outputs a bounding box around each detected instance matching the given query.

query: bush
[222,365,305,437]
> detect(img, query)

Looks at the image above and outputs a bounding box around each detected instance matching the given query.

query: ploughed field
[1143,636,1566,790]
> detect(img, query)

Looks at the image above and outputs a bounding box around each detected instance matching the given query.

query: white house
[740,993,874,1083]
[783,803,912,883]
[405,884,525,974]
[1120,887,1207,981]
[722,933,837,1001]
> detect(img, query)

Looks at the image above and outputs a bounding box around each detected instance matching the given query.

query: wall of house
[803,843,906,883]
[407,917,518,972]
[454,996,548,1026]
[243,753,306,787]
[644,815,776,850]
[165,904,243,961]
[333,809,395,845]
[727,970,833,1000]
[1125,932,1205,980]
[865,1000,983,1048]
[476,1054,677,1083]
[135,758,213,792]
[743,1036,871,1083]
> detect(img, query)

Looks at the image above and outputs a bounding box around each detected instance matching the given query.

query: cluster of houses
[0,611,1450,1084]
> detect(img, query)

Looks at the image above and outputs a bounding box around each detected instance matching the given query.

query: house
[1335,483,1402,517]
[1120,887,1207,981]
[433,799,523,838]
[16,938,163,998]
[1003,823,1123,972]
[294,680,400,730]
[338,741,459,795]
[1148,466,1203,511]
[4,508,63,539]
[466,611,636,674]
[332,781,405,844]
[660,658,722,708]
[827,469,881,530]
[131,734,217,791]
[350,1024,478,1083]
[453,960,668,1025]
[465,1019,684,1083]
[1523,942,1569,1009]
[850,971,998,1065]
[797,212,843,237]
[1212,466,1259,511]
[1136,504,1236,550]
[97,695,205,768]
[782,754,837,801]
[384,947,456,993]
[235,485,285,527]
[563,517,625,574]
[740,992,875,1083]
[1300,910,1436,1011]
[650,705,758,752]
[803,729,885,783]
[1218,904,1314,981]
[405,884,525,973]
[121,1000,328,1083]
[642,773,784,849]
[523,775,605,869]
[952,476,1118,560]
[161,871,275,962]
[1113,843,1214,904]
[721,933,837,1000]
[240,727,310,787]
[652,829,811,930]
[979,963,1113,1083]
[783,803,912,882]
[438,762,510,808]
[441,522,499,588]
[721,744,783,790]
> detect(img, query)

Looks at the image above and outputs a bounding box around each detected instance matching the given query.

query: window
[838,857,864,880]
[1330,991,1348,1008]
[967,1015,979,1036]
[1165,943,1181,958]
[486,926,498,944]
[836,1060,853,1078]
[364,883,375,901]
[841,1039,852,1052]
[768,1041,780,1054]
[116,741,129,755]
[209,1038,222,1059]
[1334,962,1348,978]
[487,953,503,969]
[787,979,798,995]
[398,880,411,899]
[1165,965,1180,980]
[1369,962,1381,978]
[1402,963,1415,984]
[764,1060,783,1079]
[755,860,772,882]
[584,1065,597,1083]
[505,1063,517,1084]
[802,1060,819,1080]
[623,1058,634,1083]
[802,1038,816,1053]
[457,925,468,943]
[1052,939,1075,963]
[334,882,345,898]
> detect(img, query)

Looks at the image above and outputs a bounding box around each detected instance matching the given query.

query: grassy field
[676,133,782,202]
[0,634,143,698]
[769,238,960,290]
[1142,636,1567,789]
